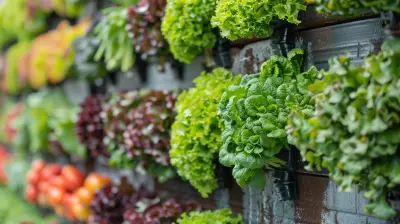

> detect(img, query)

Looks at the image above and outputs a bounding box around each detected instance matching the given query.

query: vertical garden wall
[0,0,399,223]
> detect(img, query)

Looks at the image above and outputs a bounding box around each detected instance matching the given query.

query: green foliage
[112,0,139,6]
[5,158,31,194]
[14,89,86,158]
[161,0,216,64]
[95,7,135,72]
[73,34,107,82]
[0,0,45,48]
[211,0,306,40]
[219,49,317,187]
[170,68,241,197]
[50,107,86,159]
[309,0,400,15]
[4,42,31,95]
[176,208,243,224]
[0,185,57,224]
[287,38,400,219]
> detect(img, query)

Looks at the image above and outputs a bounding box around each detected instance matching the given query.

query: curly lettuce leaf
[170,68,241,197]
[286,38,400,219]
[177,208,243,224]
[211,0,306,40]
[162,0,216,64]
[219,48,317,188]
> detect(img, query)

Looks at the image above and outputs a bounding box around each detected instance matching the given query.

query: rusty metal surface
[296,17,385,70]
[294,174,330,223]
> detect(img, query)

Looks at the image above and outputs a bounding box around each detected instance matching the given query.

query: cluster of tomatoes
[25,160,111,221]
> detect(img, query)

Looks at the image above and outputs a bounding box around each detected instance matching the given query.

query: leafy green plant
[0,0,45,48]
[73,34,108,82]
[308,0,400,15]
[219,49,317,188]
[13,89,86,158]
[95,7,135,72]
[211,0,306,40]
[3,42,31,95]
[176,208,243,224]
[161,0,216,64]
[286,38,400,219]
[0,185,57,224]
[170,68,241,197]
[50,107,86,160]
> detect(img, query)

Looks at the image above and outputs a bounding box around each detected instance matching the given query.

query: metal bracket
[214,29,232,69]
[273,145,298,201]
[381,11,400,37]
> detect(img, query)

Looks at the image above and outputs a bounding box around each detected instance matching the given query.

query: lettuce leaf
[211,0,306,40]
[287,38,400,219]
[170,68,241,197]
[161,0,216,64]
[219,48,317,188]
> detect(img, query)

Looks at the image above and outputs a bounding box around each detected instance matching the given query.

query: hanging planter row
[0,0,399,223]
[2,0,399,96]
[1,34,399,220]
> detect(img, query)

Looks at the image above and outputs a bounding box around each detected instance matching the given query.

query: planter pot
[273,145,298,201]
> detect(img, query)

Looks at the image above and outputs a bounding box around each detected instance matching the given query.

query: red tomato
[49,176,66,189]
[26,170,40,185]
[41,164,62,181]
[47,186,65,206]
[61,165,85,191]
[84,173,111,194]
[31,159,45,172]
[38,181,50,193]
[25,184,37,203]
[74,187,93,206]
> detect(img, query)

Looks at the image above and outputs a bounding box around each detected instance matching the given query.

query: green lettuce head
[219,48,317,188]
[170,68,241,197]
[211,0,306,40]
[162,0,216,64]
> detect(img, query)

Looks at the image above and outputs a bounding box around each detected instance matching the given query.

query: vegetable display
[2,42,31,95]
[0,146,11,184]
[212,0,306,40]
[73,34,108,82]
[123,187,199,223]
[309,0,400,15]
[72,173,112,221]
[219,49,317,188]
[76,95,108,157]
[24,20,90,89]
[25,159,111,222]
[170,68,241,197]
[13,89,85,159]
[127,0,168,62]
[3,103,23,144]
[50,106,86,160]
[95,7,134,72]
[103,90,177,181]
[287,39,400,219]
[26,0,86,18]
[88,179,132,224]
[0,185,57,224]
[161,0,216,64]
[123,91,177,182]
[0,0,45,48]
[176,208,243,224]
